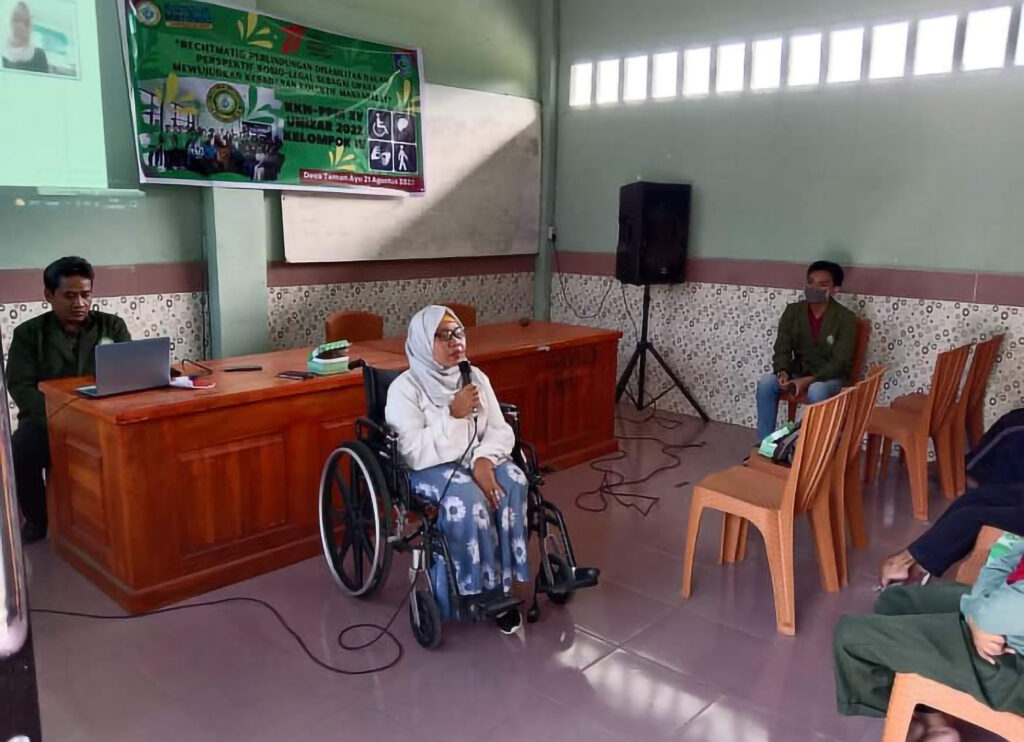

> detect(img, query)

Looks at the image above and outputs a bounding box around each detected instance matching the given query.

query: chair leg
[880,675,918,742]
[736,520,749,561]
[830,476,849,588]
[786,399,798,423]
[719,513,743,564]
[807,493,841,593]
[951,423,967,496]
[905,436,931,521]
[935,426,957,500]
[762,515,797,635]
[844,465,868,550]
[879,438,893,481]
[682,494,706,599]
[864,434,881,485]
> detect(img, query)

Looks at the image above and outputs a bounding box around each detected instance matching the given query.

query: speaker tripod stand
[615,283,709,421]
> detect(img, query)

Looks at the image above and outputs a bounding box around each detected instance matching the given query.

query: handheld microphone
[458,360,477,419]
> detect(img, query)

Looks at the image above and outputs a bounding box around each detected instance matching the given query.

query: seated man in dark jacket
[756,260,858,440]
[6,257,130,543]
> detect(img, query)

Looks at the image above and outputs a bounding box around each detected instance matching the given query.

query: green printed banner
[119,0,425,192]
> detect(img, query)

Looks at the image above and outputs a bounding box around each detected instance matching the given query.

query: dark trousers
[834,584,1024,718]
[908,483,1024,576]
[12,419,49,527]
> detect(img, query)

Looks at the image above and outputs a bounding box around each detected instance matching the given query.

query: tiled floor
[24,408,1006,741]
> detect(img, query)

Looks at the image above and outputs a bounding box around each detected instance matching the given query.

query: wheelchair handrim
[318,445,384,597]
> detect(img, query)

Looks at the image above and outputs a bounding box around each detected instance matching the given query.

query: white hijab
[405,305,465,408]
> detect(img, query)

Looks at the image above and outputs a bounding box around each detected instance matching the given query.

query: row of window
[569,5,1023,105]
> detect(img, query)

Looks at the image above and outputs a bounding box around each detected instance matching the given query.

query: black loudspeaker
[615,182,691,286]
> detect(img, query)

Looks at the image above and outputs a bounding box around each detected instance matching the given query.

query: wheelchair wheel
[319,440,393,598]
[410,588,442,649]
[545,553,574,605]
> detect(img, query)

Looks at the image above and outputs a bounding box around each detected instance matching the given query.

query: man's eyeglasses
[434,328,466,343]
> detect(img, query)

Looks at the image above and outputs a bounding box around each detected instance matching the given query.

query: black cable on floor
[32,589,414,676]
[574,406,706,517]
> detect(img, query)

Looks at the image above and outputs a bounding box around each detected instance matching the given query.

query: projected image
[2,0,78,77]
[136,76,284,182]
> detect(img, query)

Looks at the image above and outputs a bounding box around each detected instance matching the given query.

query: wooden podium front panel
[45,381,365,613]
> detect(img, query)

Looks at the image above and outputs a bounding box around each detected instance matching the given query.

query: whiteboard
[281,84,541,262]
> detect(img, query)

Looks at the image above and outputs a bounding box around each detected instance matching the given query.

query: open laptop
[77,337,172,398]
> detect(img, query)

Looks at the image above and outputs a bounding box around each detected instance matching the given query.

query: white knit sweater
[384,366,515,471]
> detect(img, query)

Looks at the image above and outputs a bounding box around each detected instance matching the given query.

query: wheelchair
[318,360,600,649]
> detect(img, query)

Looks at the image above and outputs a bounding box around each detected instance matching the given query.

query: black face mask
[805,286,830,304]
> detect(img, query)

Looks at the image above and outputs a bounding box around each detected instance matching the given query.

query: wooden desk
[41,322,619,613]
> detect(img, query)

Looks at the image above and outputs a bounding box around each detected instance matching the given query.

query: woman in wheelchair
[384,305,530,635]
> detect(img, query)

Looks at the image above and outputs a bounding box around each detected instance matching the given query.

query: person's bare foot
[880,549,917,587]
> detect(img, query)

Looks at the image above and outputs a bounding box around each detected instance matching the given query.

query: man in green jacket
[6,257,131,543]
[756,261,857,440]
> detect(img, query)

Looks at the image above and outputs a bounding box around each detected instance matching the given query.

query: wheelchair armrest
[355,416,397,442]
[499,403,519,417]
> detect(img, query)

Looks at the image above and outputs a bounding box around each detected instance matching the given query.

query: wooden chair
[324,310,384,344]
[442,303,477,328]
[881,528,1024,742]
[864,344,972,521]
[783,318,871,422]
[683,387,853,635]
[890,335,1004,497]
[738,367,885,586]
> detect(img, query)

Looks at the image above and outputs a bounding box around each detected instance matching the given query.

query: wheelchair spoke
[337,527,353,561]
[352,532,364,584]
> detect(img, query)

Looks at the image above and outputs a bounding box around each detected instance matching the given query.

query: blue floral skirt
[410,461,530,616]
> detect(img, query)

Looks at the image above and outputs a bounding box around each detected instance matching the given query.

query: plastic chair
[966,334,1004,450]
[890,335,1003,497]
[739,367,885,586]
[953,525,1004,585]
[783,318,871,422]
[442,303,477,328]
[864,344,972,521]
[324,310,384,344]
[881,673,1024,742]
[682,387,853,635]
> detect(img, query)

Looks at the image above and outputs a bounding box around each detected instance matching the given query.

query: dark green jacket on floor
[6,310,131,423]
[772,299,857,382]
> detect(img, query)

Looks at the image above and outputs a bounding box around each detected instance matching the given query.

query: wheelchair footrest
[566,566,600,591]
[475,596,523,621]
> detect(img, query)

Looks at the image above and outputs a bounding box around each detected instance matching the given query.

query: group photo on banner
[118,0,425,193]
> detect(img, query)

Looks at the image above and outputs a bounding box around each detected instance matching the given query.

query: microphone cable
[31,586,414,676]
[574,405,706,517]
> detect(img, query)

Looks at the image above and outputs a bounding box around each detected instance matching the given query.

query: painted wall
[556,0,1024,274]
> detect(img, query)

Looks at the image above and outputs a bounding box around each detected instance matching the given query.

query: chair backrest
[960,334,1004,426]
[785,387,854,514]
[954,526,1005,585]
[850,319,872,383]
[924,344,973,434]
[443,303,477,328]
[844,366,886,468]
[360,364,404,426]
[324,310,384,344]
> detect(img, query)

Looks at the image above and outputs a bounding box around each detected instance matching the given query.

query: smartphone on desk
[276,370,315,381]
